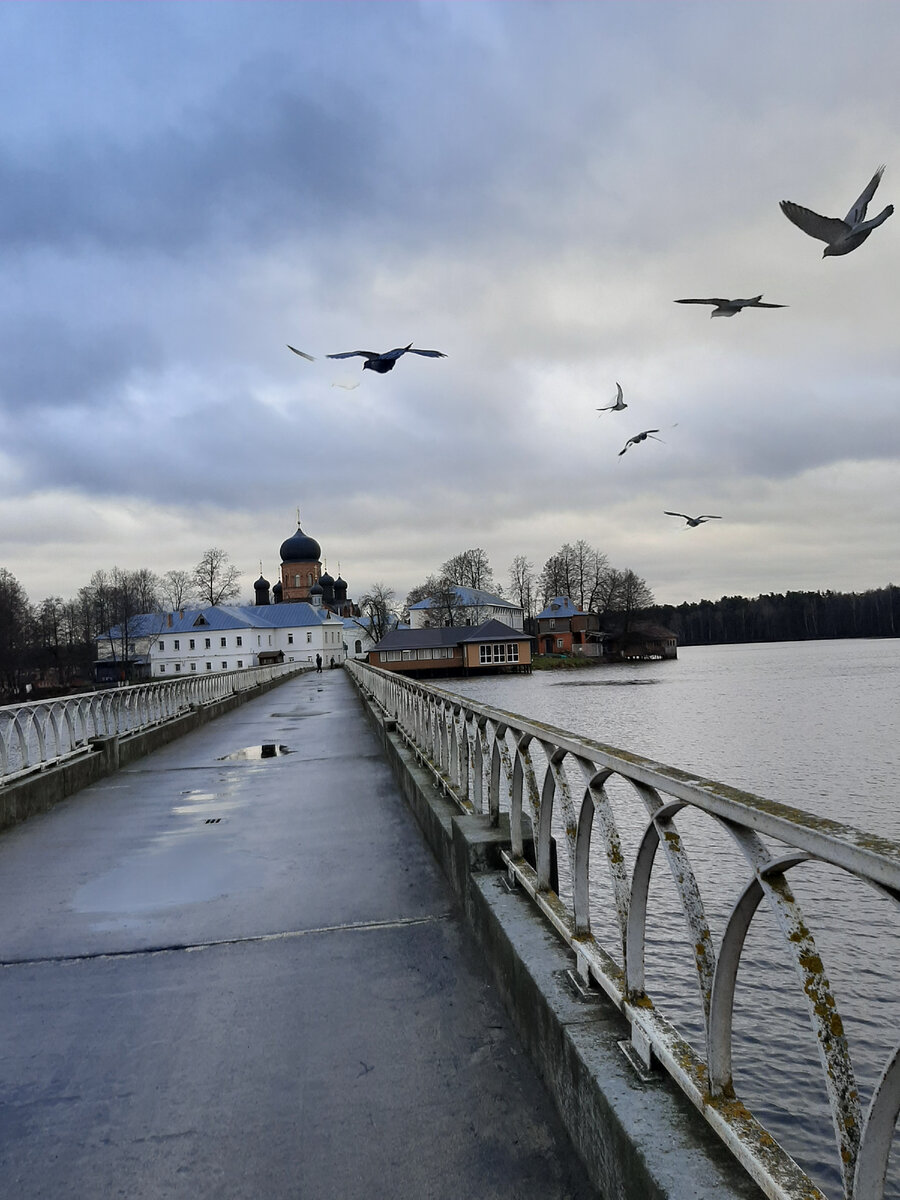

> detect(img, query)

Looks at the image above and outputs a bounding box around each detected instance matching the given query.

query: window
[190,662,197,671]
[355,640,362,654]
[236,636,242,646]
[175,663,181,672]
[306,632,312,643]
[189,638,195,650]
[237,660,243,668]
[158,641,165,651]
[205,638,211,649]
[401,650,414,661]
[159,664,166,673]
[380,650,402,662]
[220,637,227,648]
[222,661,228,670]
[548,619,555,629]
[127,643,135,655]
[557,638,564,649]
[294,574,300,587]
[205,662,212,671]
[478,643,520,665]
[173,640,180,650]
[288,634,294,644]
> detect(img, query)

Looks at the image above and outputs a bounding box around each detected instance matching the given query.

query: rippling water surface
[439,639,900,1199]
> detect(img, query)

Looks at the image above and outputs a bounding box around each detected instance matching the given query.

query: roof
[101,602,341,641]
[457,620,533,643]
[536,596,582,619]
[408,586,519,611]
[372,620,532,652]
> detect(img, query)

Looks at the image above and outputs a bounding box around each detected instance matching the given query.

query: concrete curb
[354,685,765,1200]
[0,671,308,836]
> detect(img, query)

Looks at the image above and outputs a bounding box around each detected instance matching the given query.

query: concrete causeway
[0,668,598,1199]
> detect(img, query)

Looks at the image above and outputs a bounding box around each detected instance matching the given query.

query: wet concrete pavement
[0,669,597,1198]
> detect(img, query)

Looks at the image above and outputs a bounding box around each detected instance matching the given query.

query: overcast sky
[3,1,900,610]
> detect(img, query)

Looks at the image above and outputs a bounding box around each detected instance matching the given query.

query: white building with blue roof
[97,602,345,681]
[408,586,524,631]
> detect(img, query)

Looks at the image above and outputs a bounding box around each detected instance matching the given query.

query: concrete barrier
[0,672,302,836]
[355,688,765,1200]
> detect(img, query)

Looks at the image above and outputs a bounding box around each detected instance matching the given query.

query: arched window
[355,640,362,654]
[294,574,300,587]
[307,572,313,587]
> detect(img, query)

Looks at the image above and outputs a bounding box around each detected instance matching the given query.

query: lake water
[438,640,900,1200]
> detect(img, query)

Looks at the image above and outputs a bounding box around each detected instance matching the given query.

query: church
[252,516,359,618]
[95,515,359,682]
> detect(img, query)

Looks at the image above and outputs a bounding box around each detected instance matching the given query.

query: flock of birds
[285,168,893,535]
[595,166,894,528]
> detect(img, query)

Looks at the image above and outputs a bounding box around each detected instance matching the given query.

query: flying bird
[326,343,447,374]
[287,345,315,361]
[674,295,787,318]
[665,512,722,527]
[780,166,894,257]
[597,383,627,412]
[619,430,662,456]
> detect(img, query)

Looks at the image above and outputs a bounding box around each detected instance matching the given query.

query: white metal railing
[347,658,900,1200]
[0,663,309,785]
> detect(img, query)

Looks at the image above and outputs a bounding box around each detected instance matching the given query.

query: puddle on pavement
[218,744,293,761]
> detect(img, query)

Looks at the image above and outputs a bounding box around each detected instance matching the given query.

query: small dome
[320,570,334,587]
[272,580,283,597]
[254,574,270,589]
[310,581,324,595]
[280,523,321,563]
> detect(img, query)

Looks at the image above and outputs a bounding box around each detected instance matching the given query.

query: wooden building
[369,620,533,677]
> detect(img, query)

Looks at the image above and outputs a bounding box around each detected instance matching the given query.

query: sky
[2,1,900,611]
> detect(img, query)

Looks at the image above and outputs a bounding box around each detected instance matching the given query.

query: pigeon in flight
[326,343,447,374]
[597,383,627,412]
[780,166,893,257]
[619,430,662,456]
[674,295,787,318]
[287,345,315,361]
[665,512,722,527]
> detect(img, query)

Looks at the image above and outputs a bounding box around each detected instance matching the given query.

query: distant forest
[638,585,900,646]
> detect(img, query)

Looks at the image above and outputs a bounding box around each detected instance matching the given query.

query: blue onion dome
[310,581,324,595]
[272,580,283,596]
[319,570,335,587]
[254,573,270,589]
[280,522,321,563]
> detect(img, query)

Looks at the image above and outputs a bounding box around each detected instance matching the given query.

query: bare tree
[357,583,397,645]
[0,567,32,699]
[160,569,196,611]
[440,548,494,591]
[194,548,241,606]
[508,555,536,620]
[403,574,466,627]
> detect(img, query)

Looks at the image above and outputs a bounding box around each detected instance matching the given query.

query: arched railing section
[346,658,900,1200]
[0,663,308,786]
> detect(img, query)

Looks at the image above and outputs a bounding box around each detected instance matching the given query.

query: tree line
[356,541,655,641]
[639,585,900,646]
[0,549,243,700]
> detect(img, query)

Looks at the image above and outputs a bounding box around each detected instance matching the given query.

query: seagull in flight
[287,345,315,361]
[780,166,893,257]
[597,383,627,412]
[326,343,447,374]
[665,512,722,527]
[674,295,787,318]
[619,430,662,456]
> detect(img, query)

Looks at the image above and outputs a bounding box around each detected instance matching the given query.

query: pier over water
[3,661,897,1199]
[0,670,595,1199]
